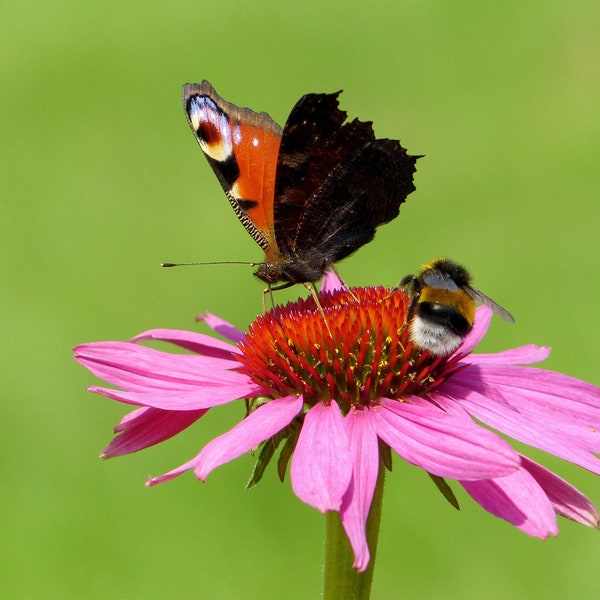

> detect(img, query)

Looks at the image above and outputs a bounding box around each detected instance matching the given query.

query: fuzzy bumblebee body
[401,258,514,356]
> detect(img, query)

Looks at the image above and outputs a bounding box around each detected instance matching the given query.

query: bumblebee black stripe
[416,302,472,337]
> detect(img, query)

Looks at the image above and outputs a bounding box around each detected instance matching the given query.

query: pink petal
[459,365,600,415]
[197,312,246,344]
[444,381,600,473]
[147,395,303,486]
[519,455,599,527]
[291,401,352,513]
[101,407,207,457]
[464,344,550,366]
[339,408,380,572]
[146,454,199,486]
[456,306,492,355]
[320,269,344,294]
[74,342,243,391]
[371,398,519,480]
[130,328,241,359]
[88,379,260,410]
[194,394,303,480]
[461,467,558,538]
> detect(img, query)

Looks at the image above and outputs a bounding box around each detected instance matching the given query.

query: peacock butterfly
[182,80,419,288]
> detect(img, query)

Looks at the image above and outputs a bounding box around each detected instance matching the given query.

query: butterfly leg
[262,285,277,313]
[303,282,332,338]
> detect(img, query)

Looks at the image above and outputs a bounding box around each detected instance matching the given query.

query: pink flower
[74,273,600,572]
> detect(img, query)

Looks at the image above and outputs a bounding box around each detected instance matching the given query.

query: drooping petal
[88,380,260,410]
[197,312,246,344]
[371,397,519,480]
[291,401,352,513]
[194,394,304,480]
[459,364,600,419]
[456,306,492,355]
[464,344,550,366]
[461,467,558,538]
[130,328,241,359]
[444,381,600,473]
[147,394,303,486]
[101,406,207,457]
[339,408,380,572]
[74,342,244,391]
[519,455,599,528]
[146,454,199,486]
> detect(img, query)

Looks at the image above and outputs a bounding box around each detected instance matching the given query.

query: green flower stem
[323,459,385,600]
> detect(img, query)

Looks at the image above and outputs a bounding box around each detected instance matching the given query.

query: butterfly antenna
[161,261,258,268]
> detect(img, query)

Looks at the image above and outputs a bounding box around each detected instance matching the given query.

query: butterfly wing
[183,81,283,252]
[272,91,418,281]
[294,139,417,265]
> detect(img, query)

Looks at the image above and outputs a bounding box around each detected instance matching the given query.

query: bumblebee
[400,258,514,356]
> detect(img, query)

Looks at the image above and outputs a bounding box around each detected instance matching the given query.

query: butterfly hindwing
[296,137,417,260]
[271,92,418,281]
[273,92,373,255]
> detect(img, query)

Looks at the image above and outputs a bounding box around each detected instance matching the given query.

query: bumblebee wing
[422,268,459,292]
[464,286,515,323]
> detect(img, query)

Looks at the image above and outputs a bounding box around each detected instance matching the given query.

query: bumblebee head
[418,258,472,290]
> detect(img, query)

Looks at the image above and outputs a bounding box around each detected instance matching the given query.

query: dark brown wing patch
[266,92,418,282]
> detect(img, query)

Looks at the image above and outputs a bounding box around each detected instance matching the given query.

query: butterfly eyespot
[199,123,221,144]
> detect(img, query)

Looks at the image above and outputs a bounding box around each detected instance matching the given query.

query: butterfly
[182,80,419,288]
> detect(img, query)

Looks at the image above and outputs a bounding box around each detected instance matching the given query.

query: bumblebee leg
[395,275,421,323]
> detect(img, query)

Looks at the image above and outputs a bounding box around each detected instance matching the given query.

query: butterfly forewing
[183,81,282,251]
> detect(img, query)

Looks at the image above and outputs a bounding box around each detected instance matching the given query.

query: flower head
[74,272,600,571]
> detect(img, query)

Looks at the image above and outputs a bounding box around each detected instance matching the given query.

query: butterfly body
[183,81,418,286]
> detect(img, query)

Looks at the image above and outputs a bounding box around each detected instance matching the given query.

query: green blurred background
[2,1,599,598]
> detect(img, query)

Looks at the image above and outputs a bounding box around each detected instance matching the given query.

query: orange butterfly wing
[183,81,282,255]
